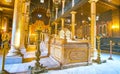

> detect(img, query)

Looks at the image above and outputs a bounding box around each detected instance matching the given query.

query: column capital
[70,11,77,14]
[53,21,58,25]
[61,18,65,20]
[89,0,99,3]
[55,7,58,9]
[62,0,65,2]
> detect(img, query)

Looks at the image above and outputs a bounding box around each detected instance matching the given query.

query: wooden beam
[99,0,119,9]
[0,4,13,9]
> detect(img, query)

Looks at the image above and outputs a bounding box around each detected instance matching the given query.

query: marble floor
[49,53,120,74]
[0,56,60,74]
[0,33,119,74]
[0,51,120,74]
[49,60,120,74]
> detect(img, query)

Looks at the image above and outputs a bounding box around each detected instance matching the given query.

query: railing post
[108,40,113,60]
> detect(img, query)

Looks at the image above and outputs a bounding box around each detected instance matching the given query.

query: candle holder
[0,40,9,74]
[92,36,106,64]
[29,30,47,74]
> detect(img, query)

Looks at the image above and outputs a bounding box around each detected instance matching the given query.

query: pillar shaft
[62,0,65,15]
[20,0,27,54]
[71,11,76,40]
[55,7,58,20]
[25,1,30,45]
[7,0,25,56]
[61,18,65,30]
[89,0,98,55]
[55,22,58,35]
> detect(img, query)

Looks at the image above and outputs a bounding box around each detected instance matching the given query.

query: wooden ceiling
[64,0,120,22]
[0,0,14,19]
[0,0,119,21]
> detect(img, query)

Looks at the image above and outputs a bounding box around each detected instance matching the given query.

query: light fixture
[53,0,61,4]
[65,19,70,23]
[81,13,83,15]
[107,0,112,2]
[5,0,12,2]
[82,20,85,23]
[40,0,44,3]
[88,16,99,21]
[0,7,3,11]
[96,16,99,21]
[38,14,42,18]
[88,17,91,21]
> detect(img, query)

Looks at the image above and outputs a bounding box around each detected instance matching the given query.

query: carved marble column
[61,18,65,30]
[55,22,58,35]
[7,0,24,56]
[55,7,58,20]
[89,0,98,56]
[25,0,30,45]
[19,0,29,54]
[70,11,76,40]
[62,0,65,15]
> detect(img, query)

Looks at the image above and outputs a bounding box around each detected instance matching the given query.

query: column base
[0,70,9,74]
[7,46,23,57]
[7,50,23,57]
[29,64,48,74]
[90,47,97,57]
[108,57,113,60]
[20,47,26,55]
[92,58,106,64]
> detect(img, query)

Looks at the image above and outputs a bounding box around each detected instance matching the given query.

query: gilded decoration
[29,20,50,44]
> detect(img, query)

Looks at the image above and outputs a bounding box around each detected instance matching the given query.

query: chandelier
[53,0,61,4]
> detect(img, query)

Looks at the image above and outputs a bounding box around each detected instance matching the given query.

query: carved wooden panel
[50,38,90,66]
[66,48,88,64]
[54,46,62,61]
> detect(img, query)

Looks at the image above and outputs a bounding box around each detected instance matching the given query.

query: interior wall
[112,9,120,38]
